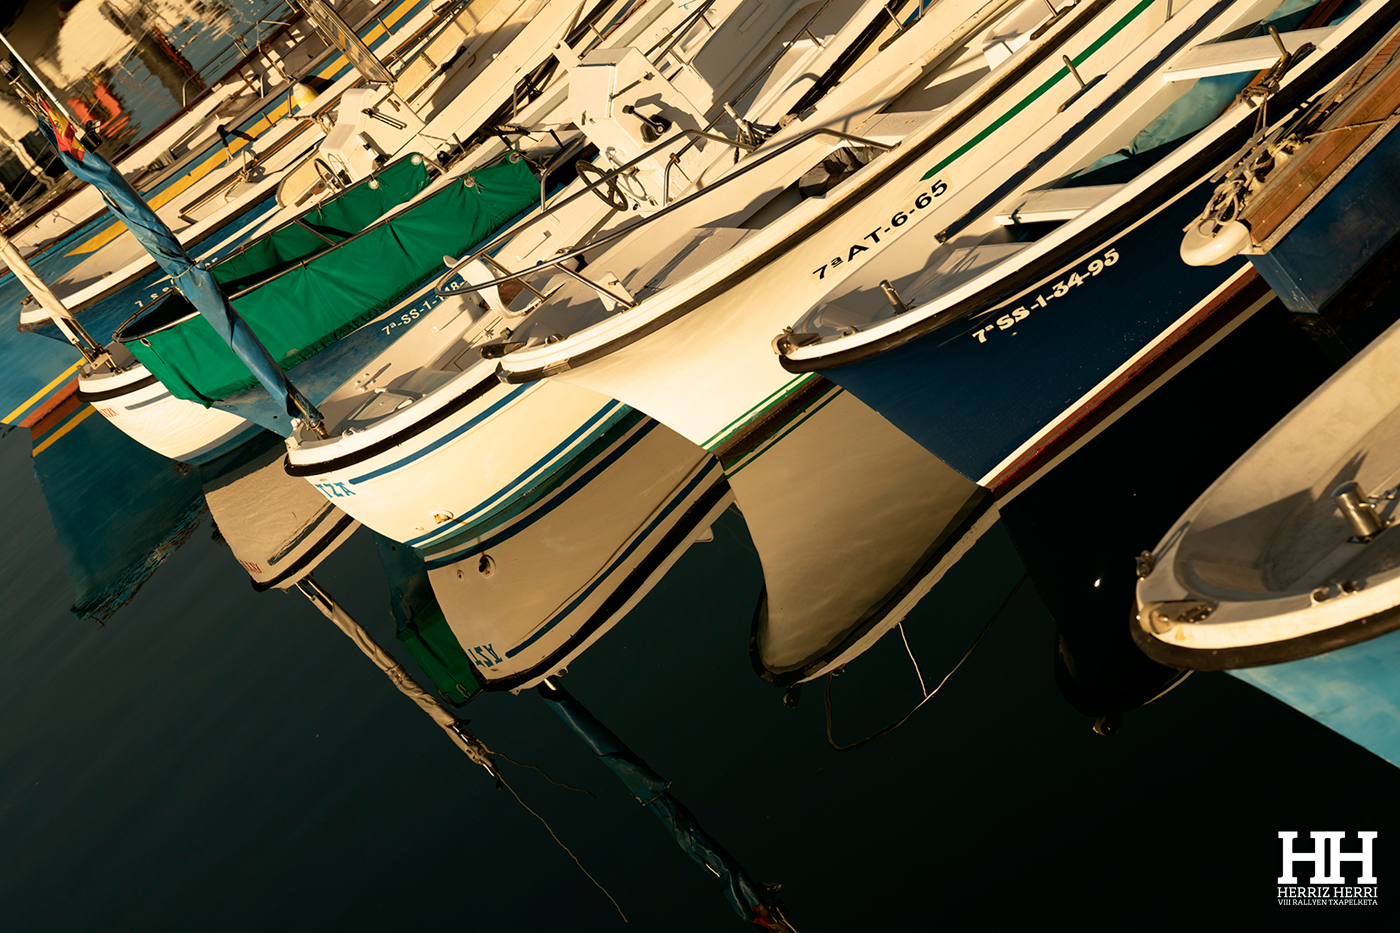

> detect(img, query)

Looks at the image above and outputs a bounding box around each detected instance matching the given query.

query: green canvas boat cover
[397,600,483,703]
[213,155,437,294]
[123,155,538,403]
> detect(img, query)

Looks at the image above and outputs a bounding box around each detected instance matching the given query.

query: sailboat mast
[0,232,114,369]
[0,33,89,142]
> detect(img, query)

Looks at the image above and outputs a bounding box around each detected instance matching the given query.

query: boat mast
[0,231,117,371]
[0,33,92,145]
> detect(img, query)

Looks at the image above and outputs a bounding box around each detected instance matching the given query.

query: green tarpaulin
[214,155,436,293]
[124,155,539,403]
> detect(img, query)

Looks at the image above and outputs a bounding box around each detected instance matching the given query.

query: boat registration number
[380,295,440,336]
[971,248,1119,344]
[811,180,949,280]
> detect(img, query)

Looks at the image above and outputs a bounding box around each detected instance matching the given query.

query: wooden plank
[1245,36,1400,240]
[1162,27,1336,82]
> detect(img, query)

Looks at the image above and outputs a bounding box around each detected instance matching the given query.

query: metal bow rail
[435,125,892,308]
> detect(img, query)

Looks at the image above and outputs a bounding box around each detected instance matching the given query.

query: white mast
[0,231,113,367]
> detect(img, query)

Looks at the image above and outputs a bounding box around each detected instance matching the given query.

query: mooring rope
[824,572,1030,752]
[498,772,629,923]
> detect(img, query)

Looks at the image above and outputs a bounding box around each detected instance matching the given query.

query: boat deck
[1244,28,1400,247]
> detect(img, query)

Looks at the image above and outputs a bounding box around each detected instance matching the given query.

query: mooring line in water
[498,773,629,923]
[824,572,1031,752]
[493,748,597,798]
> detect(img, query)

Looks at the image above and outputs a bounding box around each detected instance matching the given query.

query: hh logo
[1279,831,1377,884]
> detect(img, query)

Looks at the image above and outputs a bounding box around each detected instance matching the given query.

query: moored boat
[77,149,458,463]
[1134,312,1400,669]
[2,0,471,429]
[284,0,916,542]
[775,0,1399,485]
[484,0,1278,457]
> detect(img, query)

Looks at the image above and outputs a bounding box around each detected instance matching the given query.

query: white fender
[1180,219,1251,266]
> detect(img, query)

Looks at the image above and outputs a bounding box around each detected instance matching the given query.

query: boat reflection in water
[724,381,998,690]
[406,413,731,693]
[28,393,208,624]
[199,418,800,927]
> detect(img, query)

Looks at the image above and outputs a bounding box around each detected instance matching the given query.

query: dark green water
[2,290,1397,930]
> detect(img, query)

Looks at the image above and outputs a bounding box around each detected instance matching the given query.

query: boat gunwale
[112,151,461,344]
[778,0,1400,371]
[492,0,1150,381]
[283,369,504,475]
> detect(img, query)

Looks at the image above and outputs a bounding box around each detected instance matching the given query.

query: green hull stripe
[921,0,1160,181]
[701,372,817,450]
[724,384,845,477]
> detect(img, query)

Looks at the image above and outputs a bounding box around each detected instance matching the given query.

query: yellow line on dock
[3,360,82,424]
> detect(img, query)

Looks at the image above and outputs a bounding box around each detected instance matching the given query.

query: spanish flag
[38,99,86,161]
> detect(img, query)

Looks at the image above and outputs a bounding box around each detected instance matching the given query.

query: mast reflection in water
[2,259,1400,927]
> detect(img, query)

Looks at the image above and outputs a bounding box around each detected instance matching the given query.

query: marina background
[2,0,1399,928]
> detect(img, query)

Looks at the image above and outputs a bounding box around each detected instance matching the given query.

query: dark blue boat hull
[1250,123,1400,314]
[814,182,1251,482]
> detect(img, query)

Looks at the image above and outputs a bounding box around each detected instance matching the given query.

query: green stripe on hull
[701,373,818,451]
[921,0,1160,181]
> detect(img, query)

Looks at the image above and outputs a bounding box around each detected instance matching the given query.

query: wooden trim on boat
[1244,29,1400,244]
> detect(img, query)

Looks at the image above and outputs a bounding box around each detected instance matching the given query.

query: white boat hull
[1136,311,1400,669]
[78,353,261,464]
[495,0,1288,455]
[286,376,634,547]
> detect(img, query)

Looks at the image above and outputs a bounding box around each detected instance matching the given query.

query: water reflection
[5,273,1399,925]
[728,381,995,688]
[28,389,205,623]
[1,1,287,215]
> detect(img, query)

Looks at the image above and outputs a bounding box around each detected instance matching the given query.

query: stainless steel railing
[436,126,891,304]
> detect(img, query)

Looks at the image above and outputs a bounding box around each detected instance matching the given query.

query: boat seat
[1163,27,1336,82]
[853,110,937,146]
[993,184,1124,225]
[321,87,384,181]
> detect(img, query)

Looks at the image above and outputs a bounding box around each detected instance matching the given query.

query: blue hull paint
[1249,124,1400,314]
[1231,631,1400,767]
[818,182,1249,481]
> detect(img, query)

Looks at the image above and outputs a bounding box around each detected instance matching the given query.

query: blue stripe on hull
[820,181,1245,481]
[405,401,638,548]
